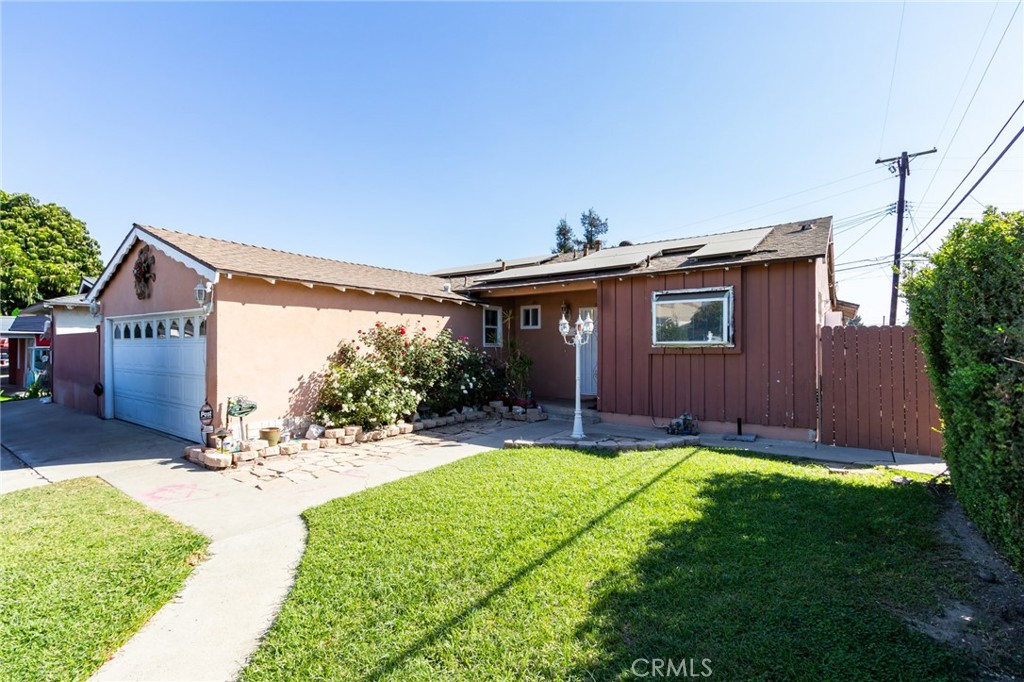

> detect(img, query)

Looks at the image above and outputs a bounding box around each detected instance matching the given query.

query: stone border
[186,412,492,470]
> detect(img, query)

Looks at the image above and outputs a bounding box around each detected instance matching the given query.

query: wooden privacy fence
[819,326,943,457]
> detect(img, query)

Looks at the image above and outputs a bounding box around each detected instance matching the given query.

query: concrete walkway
[0,401,945,681]
[0,401,521,682]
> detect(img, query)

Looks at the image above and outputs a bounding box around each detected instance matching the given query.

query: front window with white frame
[483,306,503,347]
[520,305,541,330]
[652,287,733,347]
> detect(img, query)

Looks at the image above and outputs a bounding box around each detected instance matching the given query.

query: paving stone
[285,470,317,483]
[263,445,280,457]
[386,425,400,437]
[184,445,204,459]
[263,459,300,474]
[319,437,338,448]
[240,439,269,452]
[256,477,295,491]
[422,419,437,428]
[398,423,414,434]
[412,422,424,431]
[299,439,321,451]
[336,435,356,445]
[323,428,346,439]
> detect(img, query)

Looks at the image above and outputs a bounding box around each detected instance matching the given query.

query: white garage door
[111,313,206,441]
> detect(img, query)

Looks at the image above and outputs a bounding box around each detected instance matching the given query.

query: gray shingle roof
[45,293,90,307]
[135,225,472,302]
[462,217,833,291]
[7,315,50,334]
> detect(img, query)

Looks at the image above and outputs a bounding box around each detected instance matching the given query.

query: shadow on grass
[569,469,973,681]
[363,449,699,680]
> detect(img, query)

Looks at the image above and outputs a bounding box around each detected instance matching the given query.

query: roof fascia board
[89,225,218,302]
[222,271,473,305]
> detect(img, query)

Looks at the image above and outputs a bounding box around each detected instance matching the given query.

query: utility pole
[875,147,936,326]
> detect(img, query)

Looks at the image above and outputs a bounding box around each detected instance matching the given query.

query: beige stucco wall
[213,276,482,425]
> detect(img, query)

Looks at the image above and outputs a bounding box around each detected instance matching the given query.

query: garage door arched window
[184,319,194,338]
[114,325,122,340]
[144,322,154,339]
[199,320,207,337]
[157,321,167,339]
[170,320,180,338]
[134,323,142,339]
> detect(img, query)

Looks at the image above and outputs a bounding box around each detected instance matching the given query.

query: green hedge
[903,208,1024,574]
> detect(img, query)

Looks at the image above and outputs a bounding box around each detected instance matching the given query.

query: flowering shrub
[316,356,419,429]
[315,322,503,426]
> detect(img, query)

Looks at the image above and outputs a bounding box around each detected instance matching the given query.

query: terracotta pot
[259,427,281,447]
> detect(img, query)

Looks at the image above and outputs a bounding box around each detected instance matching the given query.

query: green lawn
[243,447,975,681]
[0,477,208,681]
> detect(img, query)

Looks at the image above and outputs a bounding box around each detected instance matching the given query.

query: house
[81,217,847,444]
[439,216,844,441]
[0,314,50,391]
[39,277,101,414]
[85,224,482,442]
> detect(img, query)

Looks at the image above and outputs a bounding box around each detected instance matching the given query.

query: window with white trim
[652,287,733,347]
[483,306,502,347]
[520,305,541,330]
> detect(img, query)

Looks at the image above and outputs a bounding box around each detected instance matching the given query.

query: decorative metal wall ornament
[133,245,156,299]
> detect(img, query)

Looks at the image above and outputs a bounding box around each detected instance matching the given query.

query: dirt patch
[906,492,1024,679]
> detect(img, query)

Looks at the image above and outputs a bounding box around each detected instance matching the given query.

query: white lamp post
[559,311,595,439]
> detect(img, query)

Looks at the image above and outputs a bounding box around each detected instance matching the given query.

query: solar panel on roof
[475,236,708,283]
[429,254,557,277]
[689,228,771,259]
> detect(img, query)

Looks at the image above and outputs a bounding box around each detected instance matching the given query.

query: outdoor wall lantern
[558,312,596,439]
[89,300,102,317]
[194,281,214,317]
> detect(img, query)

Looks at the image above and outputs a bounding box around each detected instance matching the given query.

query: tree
[902,207,1024,573]
[553,218,575,254]
[577,208,608,250]
[0,191,103,314]
[846,314,864,327]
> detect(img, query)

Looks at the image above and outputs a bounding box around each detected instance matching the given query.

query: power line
[914,1,1023,218]
[878,0,908,156]
[904,123,1024,256]
[836,212,893,260]
[913,98,1024,242]
[635,169,882,240]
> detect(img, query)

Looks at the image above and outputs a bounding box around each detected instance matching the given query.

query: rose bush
[316,322,504,427]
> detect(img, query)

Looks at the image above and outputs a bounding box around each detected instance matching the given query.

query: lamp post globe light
[558,311,595,439]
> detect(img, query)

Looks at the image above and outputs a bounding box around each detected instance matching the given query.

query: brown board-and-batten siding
[819,325,942,457]
[597,260,820,430]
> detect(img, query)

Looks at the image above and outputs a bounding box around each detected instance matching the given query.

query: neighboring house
[81,217,850,444]
[41,284,101,415]
[439,216,847,441]
[86,224,482,441]
[0,314,51,390]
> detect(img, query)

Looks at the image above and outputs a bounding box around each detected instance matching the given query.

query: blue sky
[3,2,1021,324]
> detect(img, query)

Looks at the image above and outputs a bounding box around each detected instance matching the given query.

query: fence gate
[819,326,943,457]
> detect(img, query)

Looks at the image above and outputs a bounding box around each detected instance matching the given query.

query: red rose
[400,328,406,335]
[422,327,427,332]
